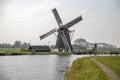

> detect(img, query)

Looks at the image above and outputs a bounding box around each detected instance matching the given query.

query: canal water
[0,55,89,80]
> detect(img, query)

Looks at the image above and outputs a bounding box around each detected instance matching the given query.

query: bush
[20,48,28,52]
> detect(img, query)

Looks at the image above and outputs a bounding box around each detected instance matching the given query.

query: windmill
[40,8,83,53]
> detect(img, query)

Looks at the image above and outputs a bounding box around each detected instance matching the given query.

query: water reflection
[53,55,71,80]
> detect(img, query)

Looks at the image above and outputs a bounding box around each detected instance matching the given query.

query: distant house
[28,46,51,52]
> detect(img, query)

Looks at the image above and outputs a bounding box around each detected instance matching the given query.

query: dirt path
[91,58,120,80]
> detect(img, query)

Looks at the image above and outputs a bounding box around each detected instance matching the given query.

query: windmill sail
[52,8,63,27]
[64,16,82,29]
[60,29,73,52]
[40,28,57,40]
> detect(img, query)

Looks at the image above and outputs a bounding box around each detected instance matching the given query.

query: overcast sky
[0,0,120,47]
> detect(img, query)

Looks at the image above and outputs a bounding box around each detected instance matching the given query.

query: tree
[0,41,30,48]
[21,42,30,48]
[74,38,88,49]
[13,41,21,48]
[0,43,11,48]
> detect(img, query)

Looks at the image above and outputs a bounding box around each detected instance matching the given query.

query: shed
[28,46,51,52]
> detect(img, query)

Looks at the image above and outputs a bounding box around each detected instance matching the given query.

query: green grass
[66,57,112,80]
[95,56,120,78]
[74,48,120,55]
[0,48,21,55]
[0,48,21,53]
[0,48,69,55]
[74,49,112,54]
[0,48,119,55]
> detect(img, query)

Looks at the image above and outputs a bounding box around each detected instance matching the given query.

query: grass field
[0,48,21,53]
[66,57,112,80]
[0,48,30,55]
[0,48,69,55]
[74,49,120,55]
[0,48,119,55]
[95,56,120,78]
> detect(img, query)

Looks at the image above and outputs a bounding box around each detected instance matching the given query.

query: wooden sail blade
[40,28,57,40]
[52,8,63,27]
[64,16,82,29]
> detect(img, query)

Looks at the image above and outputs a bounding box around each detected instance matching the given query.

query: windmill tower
[40,8,83,53]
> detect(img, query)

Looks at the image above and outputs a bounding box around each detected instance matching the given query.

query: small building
[28,45,51,52]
